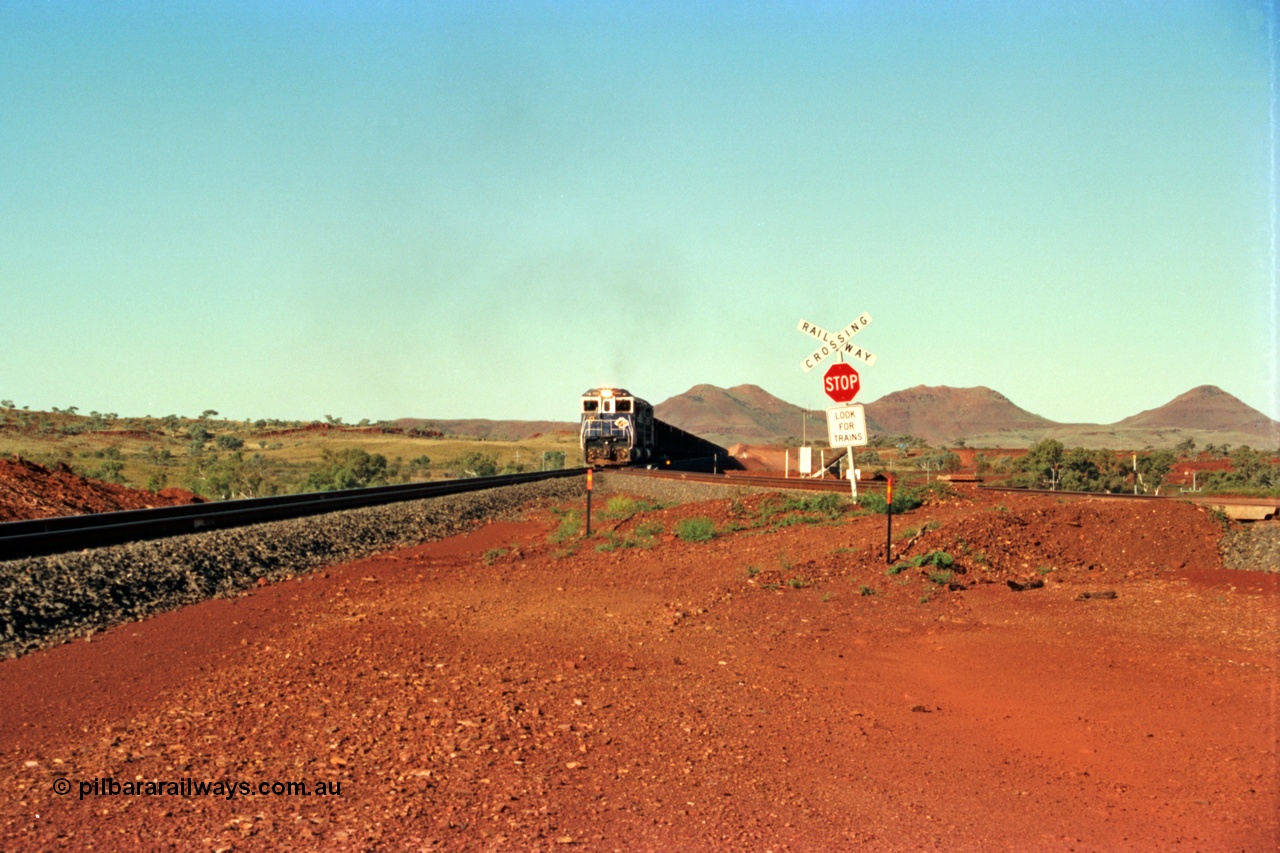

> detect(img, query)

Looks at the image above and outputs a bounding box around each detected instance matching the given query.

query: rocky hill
[862,386,1056,445]
[1116,385,1278,434]
[654,384,812,445]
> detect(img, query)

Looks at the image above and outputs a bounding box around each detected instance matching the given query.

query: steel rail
[0,468,585,561]
[977,485,1167,501]
[612,467,887,493]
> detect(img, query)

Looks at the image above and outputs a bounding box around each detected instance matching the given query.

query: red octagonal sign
[823,362,860,403]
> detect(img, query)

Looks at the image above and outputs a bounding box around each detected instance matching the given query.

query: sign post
[825,403,867,502]
[797,310,878,503]
[885,475,894,564]
[585,468,594,537]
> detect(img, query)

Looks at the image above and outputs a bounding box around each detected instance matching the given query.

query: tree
[1135,450,1176,494]
[1023,439,1065,489]
[302,448,388,492]
[448,451,498,478]
[200,409,219,420]
[1173,437,1196,456]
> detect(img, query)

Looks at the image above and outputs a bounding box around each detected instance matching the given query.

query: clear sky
[2,1,1276,425]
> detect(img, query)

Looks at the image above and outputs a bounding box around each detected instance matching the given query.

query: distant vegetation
[0,402,575,501]
[0,400,1273,500]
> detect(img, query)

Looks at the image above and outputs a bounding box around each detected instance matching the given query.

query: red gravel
[0,456,201,522]
[1,486,1276,850]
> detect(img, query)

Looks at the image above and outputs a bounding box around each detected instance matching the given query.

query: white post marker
[797,314,877,372]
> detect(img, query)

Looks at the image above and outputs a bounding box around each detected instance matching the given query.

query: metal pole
[847,447,857,500]
[585,468,593,536]
[885,475,894,564]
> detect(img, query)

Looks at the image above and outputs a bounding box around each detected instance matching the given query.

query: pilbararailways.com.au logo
[53,777,344,800]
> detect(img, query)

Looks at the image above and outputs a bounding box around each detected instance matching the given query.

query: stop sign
[823,362,860,403]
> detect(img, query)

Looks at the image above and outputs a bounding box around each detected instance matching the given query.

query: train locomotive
[579,388,655,466]
[579,387,739,471]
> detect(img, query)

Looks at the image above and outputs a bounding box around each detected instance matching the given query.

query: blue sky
[2,1,1275,425]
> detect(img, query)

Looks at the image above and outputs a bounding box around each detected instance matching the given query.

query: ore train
[579,387,738,471]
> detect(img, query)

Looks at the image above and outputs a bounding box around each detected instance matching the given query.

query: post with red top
[885,475,894,564]
[585,467,594,537]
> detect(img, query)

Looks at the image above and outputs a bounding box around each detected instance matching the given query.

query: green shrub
[857,490,923,514]
[634,520,665,537]
[549,510,582,543]
[675,517,715,542]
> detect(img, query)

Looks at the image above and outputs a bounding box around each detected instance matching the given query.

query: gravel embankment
[595,471,814,505]
[0,479,584,658]
[1220,520,1280,573]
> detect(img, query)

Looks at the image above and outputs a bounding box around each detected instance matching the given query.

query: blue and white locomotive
[579,387,655,466]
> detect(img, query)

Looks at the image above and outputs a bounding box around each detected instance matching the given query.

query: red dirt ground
[1,486,1276,850]
[0,457,202,522]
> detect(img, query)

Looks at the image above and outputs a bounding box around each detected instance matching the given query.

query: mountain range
[406,384,1277,450]
[654,383,1278,449]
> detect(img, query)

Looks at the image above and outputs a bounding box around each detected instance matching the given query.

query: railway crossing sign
[825,403,868,448]
[823,362,860,403]
[797,313,876,372]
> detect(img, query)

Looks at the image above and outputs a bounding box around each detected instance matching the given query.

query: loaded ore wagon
[578,387,737,472]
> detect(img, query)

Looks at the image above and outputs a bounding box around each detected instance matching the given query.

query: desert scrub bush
[482,548,508,565]
[914,551,954,569]
[857,490,923,514]
[859,585,878,596]
[801,492,846,515]
[548,510,582,543]
[675,517,715,542]
[634,520,665,537]
[603,496,664,519]
[926,569,955,585]
[787,577,809,589]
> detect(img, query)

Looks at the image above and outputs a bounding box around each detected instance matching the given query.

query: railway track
[0,468,584,561]
[614,467,886,493]
[628,470,1277,518]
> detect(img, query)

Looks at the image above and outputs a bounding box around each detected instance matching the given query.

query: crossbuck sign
[797,314,876,372]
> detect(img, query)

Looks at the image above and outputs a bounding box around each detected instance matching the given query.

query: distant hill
[863,386,1056,445]
[654,384,813,445]
[394,418,576,441]
[1116,385,1278,434]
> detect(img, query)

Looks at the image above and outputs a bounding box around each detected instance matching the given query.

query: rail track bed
[0,469,584,561]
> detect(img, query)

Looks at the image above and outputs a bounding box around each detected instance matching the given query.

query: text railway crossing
[797,313,876,372]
